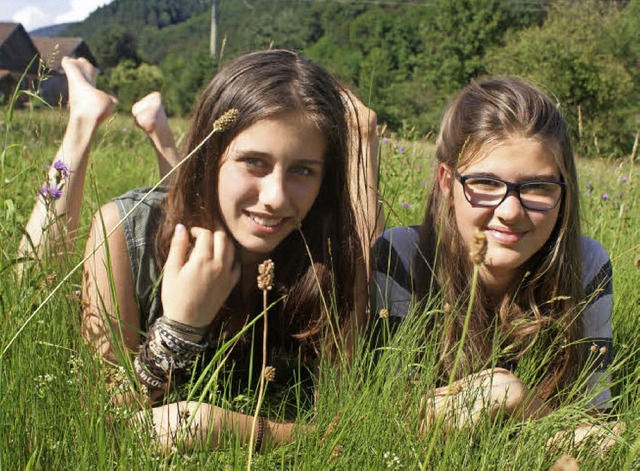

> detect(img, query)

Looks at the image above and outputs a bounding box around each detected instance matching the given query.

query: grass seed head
[257,259,275,291]
[469,229,488,266]
[212,109,239,132]
[263,366,276,382]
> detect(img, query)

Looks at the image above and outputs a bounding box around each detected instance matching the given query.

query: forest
[60,0,640,157]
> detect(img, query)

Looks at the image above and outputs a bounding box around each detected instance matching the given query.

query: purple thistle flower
[586,181,594,190]
[400,202,413,210]
[620,175,628,183]
[38,183,63,200]
[398,146,405,154]
[49,161,72,178]
[382,137,391,143]
[601,193,609,201]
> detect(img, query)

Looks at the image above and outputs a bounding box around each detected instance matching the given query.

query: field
[1,106,639,469]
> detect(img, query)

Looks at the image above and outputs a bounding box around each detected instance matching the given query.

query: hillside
[47,0,640,156]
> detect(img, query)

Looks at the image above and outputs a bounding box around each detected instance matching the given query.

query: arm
[420,368,552,432]
[343,91,384,275]
[138,401,303,451]
[82,202,141,363]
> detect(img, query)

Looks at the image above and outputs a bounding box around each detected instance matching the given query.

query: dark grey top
[114,186,167,331]
[372,226,614,409]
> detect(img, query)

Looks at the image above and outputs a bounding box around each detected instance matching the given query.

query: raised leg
[18,57,114,270]
[132,92,181,182]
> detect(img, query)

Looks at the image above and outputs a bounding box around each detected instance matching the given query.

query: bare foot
[132,91,181,178]
[132,92,168,135]
[62,56,114,124]
[74,57,97,87]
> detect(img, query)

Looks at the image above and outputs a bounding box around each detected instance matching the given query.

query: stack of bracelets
[134,316,210,398]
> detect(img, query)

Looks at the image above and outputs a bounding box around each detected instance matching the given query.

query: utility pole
[210,0,220,58]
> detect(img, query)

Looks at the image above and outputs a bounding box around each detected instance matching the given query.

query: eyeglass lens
[463,177,562,210]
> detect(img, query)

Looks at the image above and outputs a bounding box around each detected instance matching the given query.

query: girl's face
[218,111,326,264]
[439,137,562,290]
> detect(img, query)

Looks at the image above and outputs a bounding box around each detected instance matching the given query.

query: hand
[135,401,213,451]
[419,368,551,431]
[161,224,240,328]
[546,420,625,454]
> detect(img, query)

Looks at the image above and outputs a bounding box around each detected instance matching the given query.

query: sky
[1,0,116,32]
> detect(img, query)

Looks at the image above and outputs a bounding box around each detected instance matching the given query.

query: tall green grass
[1,106,638,469]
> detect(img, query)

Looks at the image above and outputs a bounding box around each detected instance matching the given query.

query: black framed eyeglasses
[454,172,565,211]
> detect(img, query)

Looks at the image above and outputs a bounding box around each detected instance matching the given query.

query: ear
[437,163,453,197]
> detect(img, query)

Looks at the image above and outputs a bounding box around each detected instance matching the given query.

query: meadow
[0,105,639,470]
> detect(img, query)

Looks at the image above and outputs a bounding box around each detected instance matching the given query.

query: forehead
[225,111,326,161]
[461,137,561,179]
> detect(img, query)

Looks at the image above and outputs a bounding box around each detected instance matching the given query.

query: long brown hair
[415,77,583,401]
[156,50,363,361]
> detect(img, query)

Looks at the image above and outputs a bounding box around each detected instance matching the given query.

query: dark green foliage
[90,25,142,69]
[55,0,640,155]
[486,0,639,155]
[107,60,163,110]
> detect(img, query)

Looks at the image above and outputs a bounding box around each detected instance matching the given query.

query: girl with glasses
[372,77,618,442]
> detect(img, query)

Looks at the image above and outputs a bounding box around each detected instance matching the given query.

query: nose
[259,170,289,211]
[494,191,525,221]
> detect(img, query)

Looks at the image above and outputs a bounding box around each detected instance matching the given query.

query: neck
[479,266,518,307]
[239,248,268,298]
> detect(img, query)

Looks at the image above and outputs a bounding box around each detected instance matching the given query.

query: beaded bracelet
[160,316,211,339]
[134,317,210,397]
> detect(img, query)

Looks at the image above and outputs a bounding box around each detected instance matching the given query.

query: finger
[165,224,189,274]
[212,228,233,265]
[190,227,214,260]
[213,228,241,287]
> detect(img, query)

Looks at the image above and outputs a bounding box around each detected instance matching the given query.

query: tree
[90,25,142,69]
[486,0,637,155]
[108,60,163,110]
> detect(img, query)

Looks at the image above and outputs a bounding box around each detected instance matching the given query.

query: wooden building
[0,22,99,106]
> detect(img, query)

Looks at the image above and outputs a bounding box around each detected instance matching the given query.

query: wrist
[158,315,210,343]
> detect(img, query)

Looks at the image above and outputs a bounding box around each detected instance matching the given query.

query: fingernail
[175,223,185,235]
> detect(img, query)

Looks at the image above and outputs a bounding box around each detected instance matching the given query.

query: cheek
[452,187,492,241]
[292,179,323,216]
[533,209,560,243]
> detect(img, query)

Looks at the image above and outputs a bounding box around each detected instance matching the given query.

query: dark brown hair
[156,50,363,361]
[416,77,583,401]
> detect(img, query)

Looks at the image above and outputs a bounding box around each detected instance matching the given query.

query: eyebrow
[465,170,561,181]
[232,149,325,166]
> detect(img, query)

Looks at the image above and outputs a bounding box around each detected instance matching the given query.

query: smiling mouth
[486,227,527,244]
[245,211,290,230]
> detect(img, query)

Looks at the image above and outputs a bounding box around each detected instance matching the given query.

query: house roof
[0,22,40,75]
[0,23,20,43]
[32,37,100,71]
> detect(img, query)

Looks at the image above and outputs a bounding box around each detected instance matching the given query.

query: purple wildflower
[38,183,63,200]
[400,202,413,210]
[601,193,609,201]
[586,181,594,190]
[620,176,628,183]
[382,137,391,143]
[398,146,405,154]
[420,180,427,186]
[49,160,72,178]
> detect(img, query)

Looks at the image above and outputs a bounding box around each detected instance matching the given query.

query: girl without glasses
[372,77,617,438]
[78,50,378,450]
